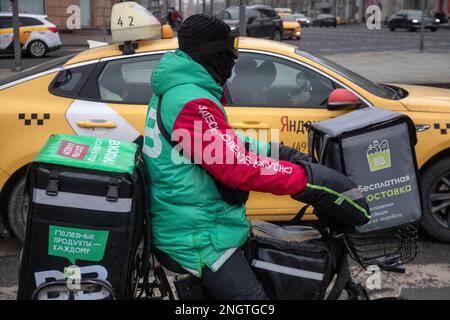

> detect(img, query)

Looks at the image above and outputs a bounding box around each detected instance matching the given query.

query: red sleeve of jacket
[171,98,307,195]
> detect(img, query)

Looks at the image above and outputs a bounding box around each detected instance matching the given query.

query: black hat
[178,14,231,53]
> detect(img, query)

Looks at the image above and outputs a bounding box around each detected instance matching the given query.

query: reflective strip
[183,267,200,277]
[33,188,132,213]
[211,247,238,271]
[252,259,324,281]
[341,188,365,201]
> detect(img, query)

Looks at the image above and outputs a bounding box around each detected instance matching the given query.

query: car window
[248,9,261,19]
[94,54,161,104]
[0,52,78,88]
[296,49,397,100]
[280,15,295,21]
[19,17,44,26]
[49,63,96,98]
[217,7,240,20]
[0,17,12,28]
[261,9,277,18]
[226,52,336,108]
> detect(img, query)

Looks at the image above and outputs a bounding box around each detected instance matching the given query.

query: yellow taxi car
[1,8,450,244]
[0,13,62,58]
[278,13,302,40]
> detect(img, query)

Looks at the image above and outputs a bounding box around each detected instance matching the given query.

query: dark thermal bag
[307,106,422,234]
[17,134,149,300]
[246,221,335,300]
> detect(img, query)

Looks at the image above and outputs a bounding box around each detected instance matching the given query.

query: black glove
[292,160,371,228]
[270,142,310,163]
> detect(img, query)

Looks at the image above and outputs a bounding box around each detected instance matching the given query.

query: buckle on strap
[46,170,59,196]
[106,178,120,202]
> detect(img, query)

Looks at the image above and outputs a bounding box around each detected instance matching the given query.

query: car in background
[0,12,61,57]
[293,13,312,27]
[388,9,439,32]
[278,13,301,39]
[274,8,292,14]
[313,14,337,27]
[217,5,283,41]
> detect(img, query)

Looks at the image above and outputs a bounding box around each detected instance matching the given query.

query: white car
[0,12,62,57]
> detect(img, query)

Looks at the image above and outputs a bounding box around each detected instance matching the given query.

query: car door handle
[231,121,270,129]
[76,120,117,128]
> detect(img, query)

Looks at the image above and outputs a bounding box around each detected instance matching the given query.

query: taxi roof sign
[111,1,162,44]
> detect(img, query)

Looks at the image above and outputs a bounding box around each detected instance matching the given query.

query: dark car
[312,14,337,27]
[216,5,283,41]
[293,13,312,27]
[388,10,439,32]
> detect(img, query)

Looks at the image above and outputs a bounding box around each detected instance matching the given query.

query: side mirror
[327,89,361,111]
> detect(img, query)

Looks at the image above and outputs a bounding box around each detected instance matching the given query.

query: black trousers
[201,249,268,300]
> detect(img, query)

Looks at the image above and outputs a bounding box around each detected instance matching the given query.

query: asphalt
[1,235,449,300]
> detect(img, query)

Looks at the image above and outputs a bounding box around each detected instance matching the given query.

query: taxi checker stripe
[252,259,324,281]
[32,188,132,213]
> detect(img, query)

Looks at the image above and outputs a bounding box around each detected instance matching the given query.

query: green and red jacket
[143,49,307,276]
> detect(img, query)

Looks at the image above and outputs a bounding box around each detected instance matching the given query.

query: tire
[6,175,28,242]
[389,23,396,31]
[272,30,282,42]
[26,40,47,58]
[407,23,416,32]
[420,157,450,243]
[296,36,300,40]
[431,27,437,32]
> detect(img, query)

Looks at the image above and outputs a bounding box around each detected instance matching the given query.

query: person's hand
[291,90,311,106]
[292,160,371,228]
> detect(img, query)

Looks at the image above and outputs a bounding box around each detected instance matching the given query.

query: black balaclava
[178,14,236,86]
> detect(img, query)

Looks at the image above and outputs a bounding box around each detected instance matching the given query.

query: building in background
[0,0,448,28]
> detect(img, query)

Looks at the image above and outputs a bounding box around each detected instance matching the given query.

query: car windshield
[281,15,295,21]
[0,53,78,87]
[407,10,423,18]
[217,7,242,20]
[294,14,305,19]
[295,49,398,99]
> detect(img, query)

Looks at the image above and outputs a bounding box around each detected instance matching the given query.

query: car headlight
[412,19,419,23]
[306,20,310,23]
[230,25,238,31]
[436,18,440,23]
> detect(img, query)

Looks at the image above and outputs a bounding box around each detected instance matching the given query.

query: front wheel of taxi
[7,176,28,242]
[421,158,450,243]
[27,40,47,58]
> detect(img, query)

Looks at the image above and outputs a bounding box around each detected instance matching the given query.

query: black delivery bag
[17,134,149,300]
[307,107,422,269]
[307,106,422,233]
[246,221,333,300]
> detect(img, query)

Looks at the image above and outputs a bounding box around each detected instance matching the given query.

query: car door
[247,9,262,37]
[0,17,13,51]
[225,51,348,219]
[259,9,277,37]
[66,53,164,143]
[396,11,408,28]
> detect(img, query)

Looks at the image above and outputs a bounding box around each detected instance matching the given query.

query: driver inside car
[143,14,370,300]
[289,71,313,106]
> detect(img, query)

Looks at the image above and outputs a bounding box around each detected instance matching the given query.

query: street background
[0,0,450,300]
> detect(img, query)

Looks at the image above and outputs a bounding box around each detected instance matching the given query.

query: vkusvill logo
[367,139,391,172]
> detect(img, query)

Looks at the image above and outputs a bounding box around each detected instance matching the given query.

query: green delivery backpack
[17,134,150,300]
